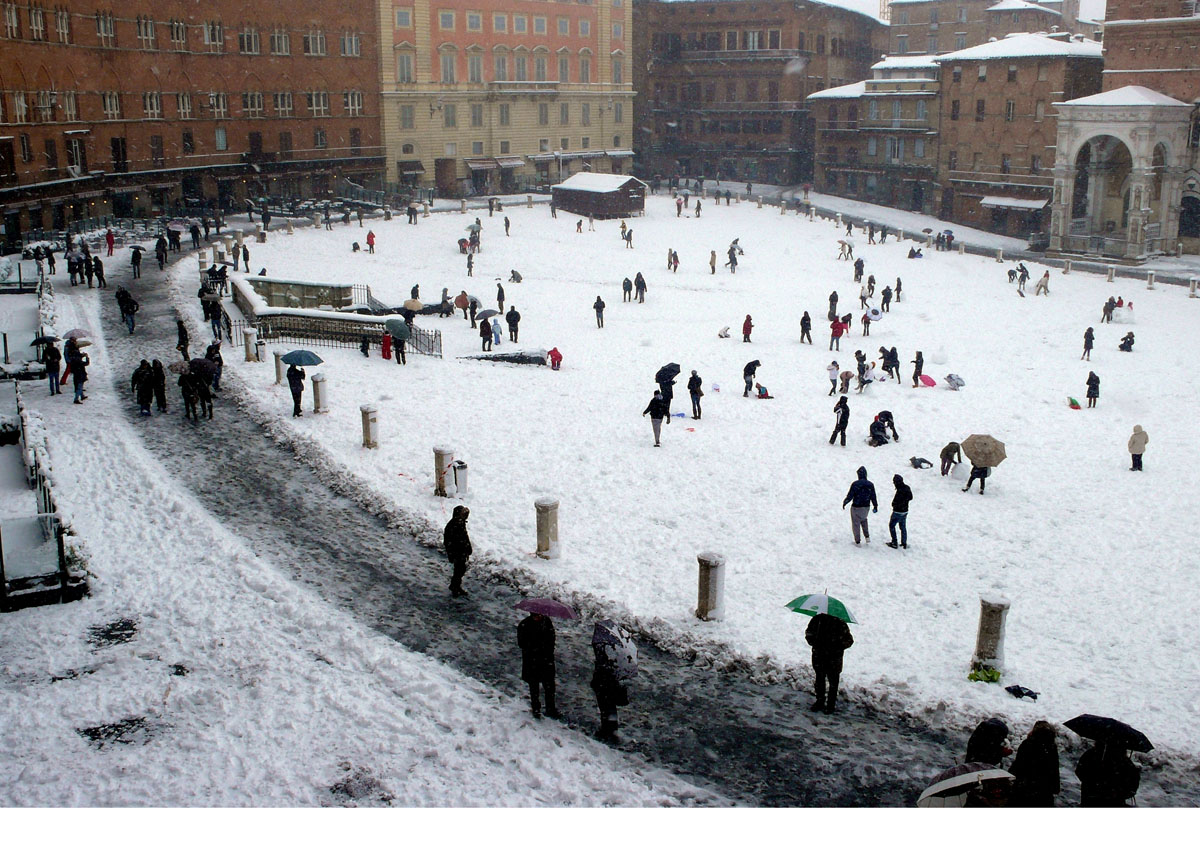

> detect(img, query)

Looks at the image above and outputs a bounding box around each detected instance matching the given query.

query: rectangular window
[497,103,511,126]
[928,36,938,53]
[313,128,326,149]
[306,91,329,117]
[150,134,163,165]
[515,55,527,81]
[43,137,57,170]
[204,20,223,52]
[209,92,228,118]
[176,92,192,119]
[916,100,927,121]
[726,30,737,50]
[135,15,155,48]
[560,103,569,125]
[470,103,483,127]
[1005,100,1015,122]
[867,137,877,156]
[440,11,454,30]
[612,135,620,147]
[892,100,902,120]
[539,138,549,153]
[914,138,925,158]
[978,64,986,81]
[954,33,966,50]
[35,90,53,121]
[897,10,908,24]
[579,19,589,37]
[279,131,291,158]
[514,15,526,34]
[239,27,260,55]
[346,128,358,154]
[581,103,590,125]
[950,100,960,121]
[494,55,507,81]
[769,29,780,49]
[613,23,622,39]
[579,57,590,83]
[975,99,985,121]
[930,8,939,22]
[443,103,456,127]
[613,102,623,123]
[1037,63,1048,81]
[343,90,363,117]
[867,100,878,120]
[143,91,162,119]
[493,13,506,32]
[469,54,483,83]
[65,135,87,169]
[169,18,186,48]
[273,91,293,117]
[612,58,623,84]
[19,133,32,163]
[95,11,114,46]
[958,6,967,22]
[400,104,414,128]
[558,17,568,36]
[538,103,548,125]
[341,32,360,57]
[1001,154,1011,174]
[535,56,546,81]
[1035,100,1045,122]
[499,140,509,154]
[302,30,325,56]
[1030,154,1041,174]
[180,130,193,154]
[581,136,589,148]
[61,90,77,120]
[101,90,121,119]
[269,27,289,55]
[472,141,483,155]
[948,150,957,171]
[397,53,414,83]
[214,127,227,151]
[534,16,546,34]
[444,142,456,156]
[1007,65,1017,83]
[560,137,568,150]
[467,12,482,32]
[110,135,127,170]
[396,9,412,28]
[55,5,69,42]
[896,35,907,54]
[441,53,456,83]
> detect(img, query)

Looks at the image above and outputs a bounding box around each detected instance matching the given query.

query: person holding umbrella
[591,620,635,739]
[444,505,472,598]
[1076,742,1141,807]
[517,610,561,719]
[286,363,305,417]
[479,317,492,351]
[803,608,854,714]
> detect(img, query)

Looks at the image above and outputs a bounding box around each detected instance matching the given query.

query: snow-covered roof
[806,81,868,101]
[871,54,940,71]
[656,0,885,24]
[980,195,1049,210]
[553,172,646,193]
[986,0,1061,14]
[1058,85,1191,108]
[933,32,1102,62]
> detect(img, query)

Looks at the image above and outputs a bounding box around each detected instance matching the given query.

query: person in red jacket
[105,228,115,256]
[829,318,847,351]
[366,230,376,253]
[742,314,754,343]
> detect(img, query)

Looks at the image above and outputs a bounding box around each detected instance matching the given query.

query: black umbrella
[1064,715,1153,753]
[30,335,58,346]
[655,362,681,384]
[189,358,218,379]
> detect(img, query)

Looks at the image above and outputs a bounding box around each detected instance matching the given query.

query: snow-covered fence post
[422,202,430,217]
[835,212,842,228]
[1107,265,1116,283]
[197,253,207,279]
[1190,277,1198,298]
[460,199,467,214]
[995,248,1004,263]
[896,229,904,242]
[242,327,258,362]
[1178,243,1184,258]
[286,220,294,235]
[535,497,560,558]
[360,404,378,448]
[255,224,265,244]
[527,195,533,208]
[274,351,284,384]
[926,234,933,248]
[972,594,1010,675]
[780,201,786,215]
[311,373,328,414]
[958,241,965,254]
[695,551,726,621]
[1147,271,1156,290]
[1063,259,1072,275]
[433,446,454,497]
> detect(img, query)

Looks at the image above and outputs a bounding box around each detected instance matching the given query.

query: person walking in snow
[687,369,703,419]
[828,290,839,321]
[1009,721,1060,807]
[594,296,606,328]
[491,318,503,347]
[800,311,812,344]
[1086,371,1100,408]
[962,463,990,494]
[827,361,840,397]
[911,351,924,387]
[151,360,167,412]
[642,389,670,447]
[670,250,679,273]
[709,250,717,274]
[859,283,870,310]
[178,372,199,421]
[591,638,625,739]
[366,230,375,253]
[805,612,853,715]
[132,360,154,416]
[286,363,305,417]
[518,612,559,719]
[853,257,865,284]
[504,216,510,236]
[92,256,106,288]
[861,313,871,337]
[505,307,521,343]
[830,396,849,446]
[622,277,633,302]
[176,319,190,360]
[666,248,674,271]
[742,314,754,343]
[1034,271,1050,296]
[195,371,214,420]
[886,474,912,549]
[479,317,492,351]
[940,441,963,476]
[842,465,877,545]
[444,504,473,598]
[894,277,902,302]
[1083,327,1094,360]
[206,340,223,393]
[829,316,847,351]
[881,285,892,312]
[634,272,647,303]
[1128,424,1148,471]
[44,342,62,396]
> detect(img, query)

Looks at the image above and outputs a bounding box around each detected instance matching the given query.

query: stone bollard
[197,254,207,277]
[460,199,467,214]
[527,194,533,208]
[779,202,786,215]
[286,220,294,235]
[996,248,1004,263]
[808,207,815,221]
[312,214,322,229]
[958,241,965,255]
[757,197,763,209]
[433,446,454,496]
[695,551,726,621]
[216,248,227,265]
[1147,271,1156,290]
[274,350,284,384]
[835,212,842,227]
[897,229,904,241]
[535,497,560,559]
[1178,243,1185,258]
[311,373,328,413]
[360,404,378,448]
[1063,259,1071,274]
[1106,265,1116,282]
[452,460,468,494]
[926,235,933,248]
[1190,277,1198,298]
[971,594,1011,673]
[422,202,430,217]
[198,248,208,264]
[242,327,258,362]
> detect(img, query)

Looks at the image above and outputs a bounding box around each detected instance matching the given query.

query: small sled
[919,374,937,387]
[1068,396,1082,410]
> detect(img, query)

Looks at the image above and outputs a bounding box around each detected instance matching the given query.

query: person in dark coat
[634,272,647,303]
[195,372,214,419]
[687,370,703,419]
[44,342,62,396]
[800,311,812,344]
[828,290,839,321]
[594,296,605,328]
[877,409,899,441]
[69,347,88,404]
[842,465,877,544]
[132,360,154,415]
[1119,332,1135,352]
[743,359,759,397]
[1086,371,1100,408]
[655,372,675,415]
[496,282,505,314]
[151,360,168,412]
[591,642,624,738]
[286,363,305,417]
[642,389,670,446]
[506,306,521,342]
[966,718,1012,766]
[911,351,924,387]
[830,396,849,446]
[176,319,190,360]
[444,505,472,597]
[1009,721,1060,807]
[868,416,889,446]
[1082,327,1094,361]
[742,314,753,343]
[1076,741,1140,807]
[881,286,892,312]
[805,612,853,714]
[622,277,633,302]
[206,340,223,392]
[92,256,106,288]
[886,474,912,548]
[940,441,962,476]
[130,247,142,279]
[179,372,200,421]
[517,613,560,718]
[963,463,990,493]
[853,257,864,283]
[479,318,492,351]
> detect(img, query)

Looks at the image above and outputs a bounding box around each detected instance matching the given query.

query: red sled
[919,374,936,387]
[1068,396,1082,409]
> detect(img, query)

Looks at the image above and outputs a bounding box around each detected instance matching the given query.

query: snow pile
[186,197,1200,765]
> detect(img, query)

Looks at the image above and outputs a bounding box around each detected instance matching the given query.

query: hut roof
[554,173,647,194]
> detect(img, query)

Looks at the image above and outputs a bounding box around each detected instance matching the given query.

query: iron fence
[228,315,442,358]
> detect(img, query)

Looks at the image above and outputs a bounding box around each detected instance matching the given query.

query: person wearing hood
[1009,721,1060,807]
[479,317,492,351]
[1128,425,1148,470]
[743,360,760,397]
[841,466,877,544]
[800,311,812,344]
[830,396,849,446]
[151,360,168,412]
[594,296,606,328]
[518,612,560,719]
[886,474,912,549]
[642,389,670,447]
[966,718,1012,766]
[44,342,62,396]
[622,277,633,302]
[1119,331,1135,352]
[286,363,305,417]
[176,319,190,360]
[687,370,703,419]
[548,347,562,370]
[1083,327,1094,361]
[491,317,503,347]
[868,416,889,447]
[1076,741,1141,807]
[206,340,224,392]
[878,409,899,442]
[1086,371,1100,408]
[506,306,521,342]
[742,314,754,343]
[880,285,892,312]
[444,505,472,598]
[805,612,853,715]
[131,360,154,416]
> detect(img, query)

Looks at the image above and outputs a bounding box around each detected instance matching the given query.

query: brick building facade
[0,1,383,249]
[633,0,886,184]
[380,0,635,196]
[885,0,1076,55]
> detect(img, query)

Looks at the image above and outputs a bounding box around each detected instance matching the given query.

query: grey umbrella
[281,350,324,366]
[476,308,499,321]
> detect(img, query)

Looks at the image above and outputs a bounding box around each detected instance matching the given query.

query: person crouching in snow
[868,416,889,446]
[755,383,772,399]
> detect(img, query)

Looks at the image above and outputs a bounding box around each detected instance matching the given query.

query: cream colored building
[379,1,636,195]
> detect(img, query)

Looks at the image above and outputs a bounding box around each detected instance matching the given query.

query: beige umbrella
[403,298,423,311]
[961,434,1006,468]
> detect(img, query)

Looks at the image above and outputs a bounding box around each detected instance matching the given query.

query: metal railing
[229,315,443,359]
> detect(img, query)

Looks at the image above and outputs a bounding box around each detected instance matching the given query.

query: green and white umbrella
[785,593,858,624]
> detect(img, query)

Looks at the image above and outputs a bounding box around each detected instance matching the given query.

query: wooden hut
[551,173,647,220]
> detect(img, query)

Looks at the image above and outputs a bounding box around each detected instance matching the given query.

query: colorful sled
[1068,396,1082,410]
[919,374,937,387]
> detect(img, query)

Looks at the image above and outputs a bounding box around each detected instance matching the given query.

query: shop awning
[980,195,1048,211]
[465,157,499,171]
[495,156,525,168]
[397,159,425,175]
[606,149,635,158]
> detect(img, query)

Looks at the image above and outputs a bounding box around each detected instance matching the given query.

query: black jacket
[891,477,913,511]
[1009,728,1060,807]
[44,346,61,369]
[594,298,605,312]
[687,374,702,394]
[643,395,669,419]
[966,718,1010,766]
[833,401,849,429]
[805,613,853,660]
[506,309,520,327]
[801,314,811,331]
[443,514,472,562]
[286,365,306,394]
[517,614,556,682]
[1076,744,1140,807]
[843,467,877,509]
[743,360,760,379]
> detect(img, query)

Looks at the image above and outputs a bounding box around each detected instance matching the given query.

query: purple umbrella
[514,598,578,620]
